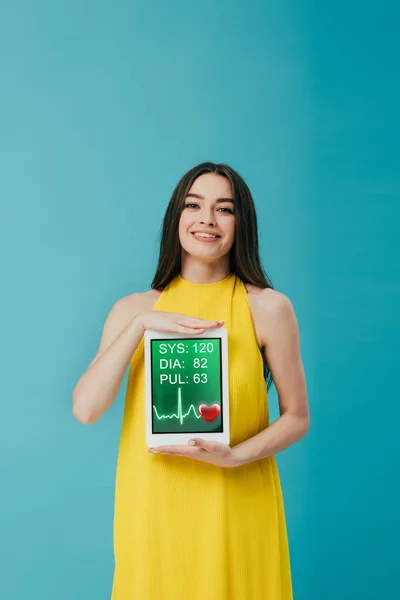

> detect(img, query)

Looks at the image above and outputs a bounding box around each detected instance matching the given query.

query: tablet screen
[150,337,223,434]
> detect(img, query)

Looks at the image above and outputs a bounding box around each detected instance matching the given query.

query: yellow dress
[111,272,293,599]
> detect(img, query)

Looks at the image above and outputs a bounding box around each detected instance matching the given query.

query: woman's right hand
[135,310,224,335]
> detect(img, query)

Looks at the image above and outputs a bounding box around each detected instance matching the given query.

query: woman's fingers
[140,311,223,334]
[178,315,224,327]
[176,326,206,334]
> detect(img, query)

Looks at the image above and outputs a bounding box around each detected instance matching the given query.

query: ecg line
[153,387,202,425]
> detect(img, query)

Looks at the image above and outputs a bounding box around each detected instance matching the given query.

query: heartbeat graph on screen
[153,387,201,425]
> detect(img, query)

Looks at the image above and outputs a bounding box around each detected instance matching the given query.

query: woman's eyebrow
[185,192,234,204]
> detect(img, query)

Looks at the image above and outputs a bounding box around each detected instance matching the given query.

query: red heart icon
[198,403,221,422]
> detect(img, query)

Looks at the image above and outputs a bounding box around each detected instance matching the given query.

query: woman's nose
[200,213,216,226]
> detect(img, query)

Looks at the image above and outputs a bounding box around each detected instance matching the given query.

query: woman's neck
[179,256,231,284]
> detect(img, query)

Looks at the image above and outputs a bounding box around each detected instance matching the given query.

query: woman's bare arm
[72,294,145,425]
[72,293,220,425]
[234,289,310,463]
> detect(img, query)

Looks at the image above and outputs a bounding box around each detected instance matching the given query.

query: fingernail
[189,440,196,446]
[218,320,224,324]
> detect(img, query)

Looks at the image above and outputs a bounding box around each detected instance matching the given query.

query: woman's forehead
[187,173,233,199]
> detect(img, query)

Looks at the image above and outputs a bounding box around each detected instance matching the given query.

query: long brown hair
[151,161,275,389]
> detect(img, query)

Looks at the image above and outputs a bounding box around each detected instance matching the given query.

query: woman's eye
[184,203,233,214]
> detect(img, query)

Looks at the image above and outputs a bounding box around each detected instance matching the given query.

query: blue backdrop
[1,1,397,598]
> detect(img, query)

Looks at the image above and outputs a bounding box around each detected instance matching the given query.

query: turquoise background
[0,1,398,598]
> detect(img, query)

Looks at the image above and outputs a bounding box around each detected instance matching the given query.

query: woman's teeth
[193,232,218,238]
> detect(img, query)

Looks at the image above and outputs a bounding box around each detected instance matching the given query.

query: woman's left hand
[148,439,243,468]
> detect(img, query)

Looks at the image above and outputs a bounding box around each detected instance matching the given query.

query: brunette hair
[151,161,275,389]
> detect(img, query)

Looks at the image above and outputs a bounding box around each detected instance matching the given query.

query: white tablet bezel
[144,328,230,447]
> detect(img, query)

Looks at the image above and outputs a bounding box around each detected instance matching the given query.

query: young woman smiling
[72,161,309,599]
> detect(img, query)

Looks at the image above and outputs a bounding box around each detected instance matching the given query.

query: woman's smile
[191,231,221,242]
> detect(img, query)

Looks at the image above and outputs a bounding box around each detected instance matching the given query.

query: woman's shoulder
[244,282,293,350]
[140,288,163,307]
[244,281,286,304]
[245,282,293,318]
[120,288,162,314]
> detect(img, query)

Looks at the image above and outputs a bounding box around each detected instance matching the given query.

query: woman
[72,161,310,599]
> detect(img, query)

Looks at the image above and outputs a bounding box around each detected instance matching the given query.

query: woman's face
[178,173,236,261]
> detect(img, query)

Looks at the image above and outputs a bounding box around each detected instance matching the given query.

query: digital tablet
[144,328,230,447]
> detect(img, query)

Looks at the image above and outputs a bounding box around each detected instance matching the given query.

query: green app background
[151,338,223,433]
